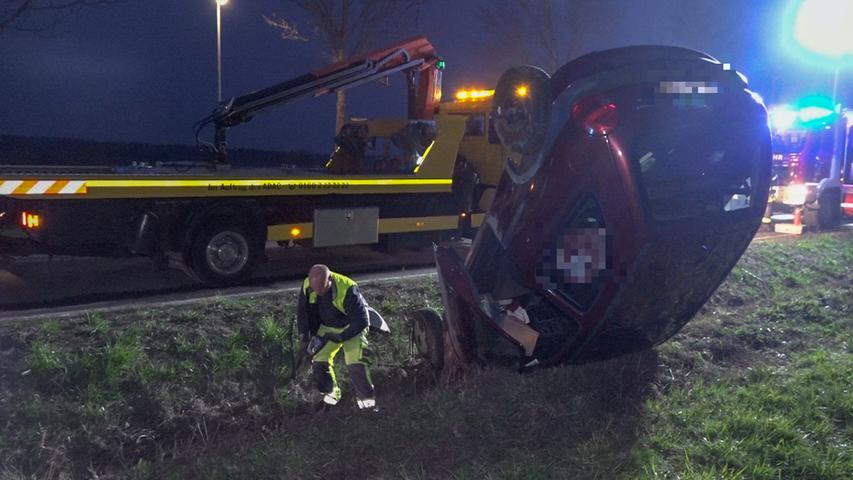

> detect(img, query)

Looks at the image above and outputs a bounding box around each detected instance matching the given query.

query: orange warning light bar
[455,89,494,102]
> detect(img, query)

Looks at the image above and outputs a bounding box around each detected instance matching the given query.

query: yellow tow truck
[0,37,513,285]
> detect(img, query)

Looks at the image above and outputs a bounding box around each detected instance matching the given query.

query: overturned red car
[414,46,771,372]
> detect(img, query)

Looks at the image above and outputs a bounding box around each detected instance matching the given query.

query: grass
[0,231,850,478]
[633,350,852,479]
[180,353,657,480]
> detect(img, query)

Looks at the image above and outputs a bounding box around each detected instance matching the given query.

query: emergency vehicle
[0,37,511,285]
[765,97,853,232]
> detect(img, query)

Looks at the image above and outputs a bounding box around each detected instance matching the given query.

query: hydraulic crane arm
[194,36,443,163]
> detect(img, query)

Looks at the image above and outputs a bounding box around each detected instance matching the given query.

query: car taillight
[572,96,619,135]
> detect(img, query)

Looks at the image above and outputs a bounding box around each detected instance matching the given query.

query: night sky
[0,0,846,154]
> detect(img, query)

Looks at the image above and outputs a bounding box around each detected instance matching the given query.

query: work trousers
[311,324,375,406]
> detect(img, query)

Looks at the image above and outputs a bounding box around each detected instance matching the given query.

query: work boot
[314,393,339,413]
[356,397,378,414]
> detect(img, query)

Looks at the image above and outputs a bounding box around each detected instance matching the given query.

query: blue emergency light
[769,95,838,130]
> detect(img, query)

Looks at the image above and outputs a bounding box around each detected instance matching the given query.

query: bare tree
[669,0,752,59]
[478,0,614,74]
[266,0,423,133]
[0,0,118,34]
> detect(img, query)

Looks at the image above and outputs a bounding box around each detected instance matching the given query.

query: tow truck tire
[817,188,842,230]
[189,218,260,286]
[410,308,444,372]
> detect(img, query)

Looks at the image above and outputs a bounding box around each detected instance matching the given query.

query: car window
[465,114,485,136]
[536,196,608,312]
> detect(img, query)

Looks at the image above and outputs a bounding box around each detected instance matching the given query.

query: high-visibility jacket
[296,272,368,342]
[303,272,356,313]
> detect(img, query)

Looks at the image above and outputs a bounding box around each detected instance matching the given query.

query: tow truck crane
[0,37,511,285]
[194,37,442,164]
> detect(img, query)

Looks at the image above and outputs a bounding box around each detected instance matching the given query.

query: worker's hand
[306,336,325,356]
[323,332,343,344]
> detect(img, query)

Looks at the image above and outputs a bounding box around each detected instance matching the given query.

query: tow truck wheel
[189,219,260,285]
[410,308,444,372]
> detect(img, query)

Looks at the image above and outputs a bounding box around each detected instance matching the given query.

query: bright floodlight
[794,0,853,58]
[768,105,798,131]
[216,0,229,6]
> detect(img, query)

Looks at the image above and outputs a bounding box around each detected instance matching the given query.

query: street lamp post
[792,0,853,182]
[216,0,229,103]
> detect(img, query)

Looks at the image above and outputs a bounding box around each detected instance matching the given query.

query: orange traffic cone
[793,207,802,226]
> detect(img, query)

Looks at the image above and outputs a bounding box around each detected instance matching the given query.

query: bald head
[308,264,332,295]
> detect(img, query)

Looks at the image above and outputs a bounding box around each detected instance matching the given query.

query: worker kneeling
[297,264,377,411]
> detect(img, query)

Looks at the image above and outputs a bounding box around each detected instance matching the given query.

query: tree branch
[267,0,428,132]
[263,13,308,41]
[0,0,119,34]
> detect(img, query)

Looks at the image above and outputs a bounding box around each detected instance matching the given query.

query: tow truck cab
[440,89,516,212]
[331,89,519,227]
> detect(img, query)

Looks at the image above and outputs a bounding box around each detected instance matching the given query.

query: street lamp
[216,0,229,103]
[791,0,853,102]
[789,0,853,193]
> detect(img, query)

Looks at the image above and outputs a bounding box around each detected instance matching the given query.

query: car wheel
[410,308,444,371]
[189,219,259,285]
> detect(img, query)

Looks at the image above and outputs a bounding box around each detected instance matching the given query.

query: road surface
[2,225,849,321]
[0,243,441,321]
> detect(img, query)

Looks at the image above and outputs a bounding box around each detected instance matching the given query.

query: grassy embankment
[0,232,850,479]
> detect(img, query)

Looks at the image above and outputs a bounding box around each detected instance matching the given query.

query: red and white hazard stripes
[0,180,86,196]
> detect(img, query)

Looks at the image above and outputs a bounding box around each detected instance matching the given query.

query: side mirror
[491,66,552,155]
